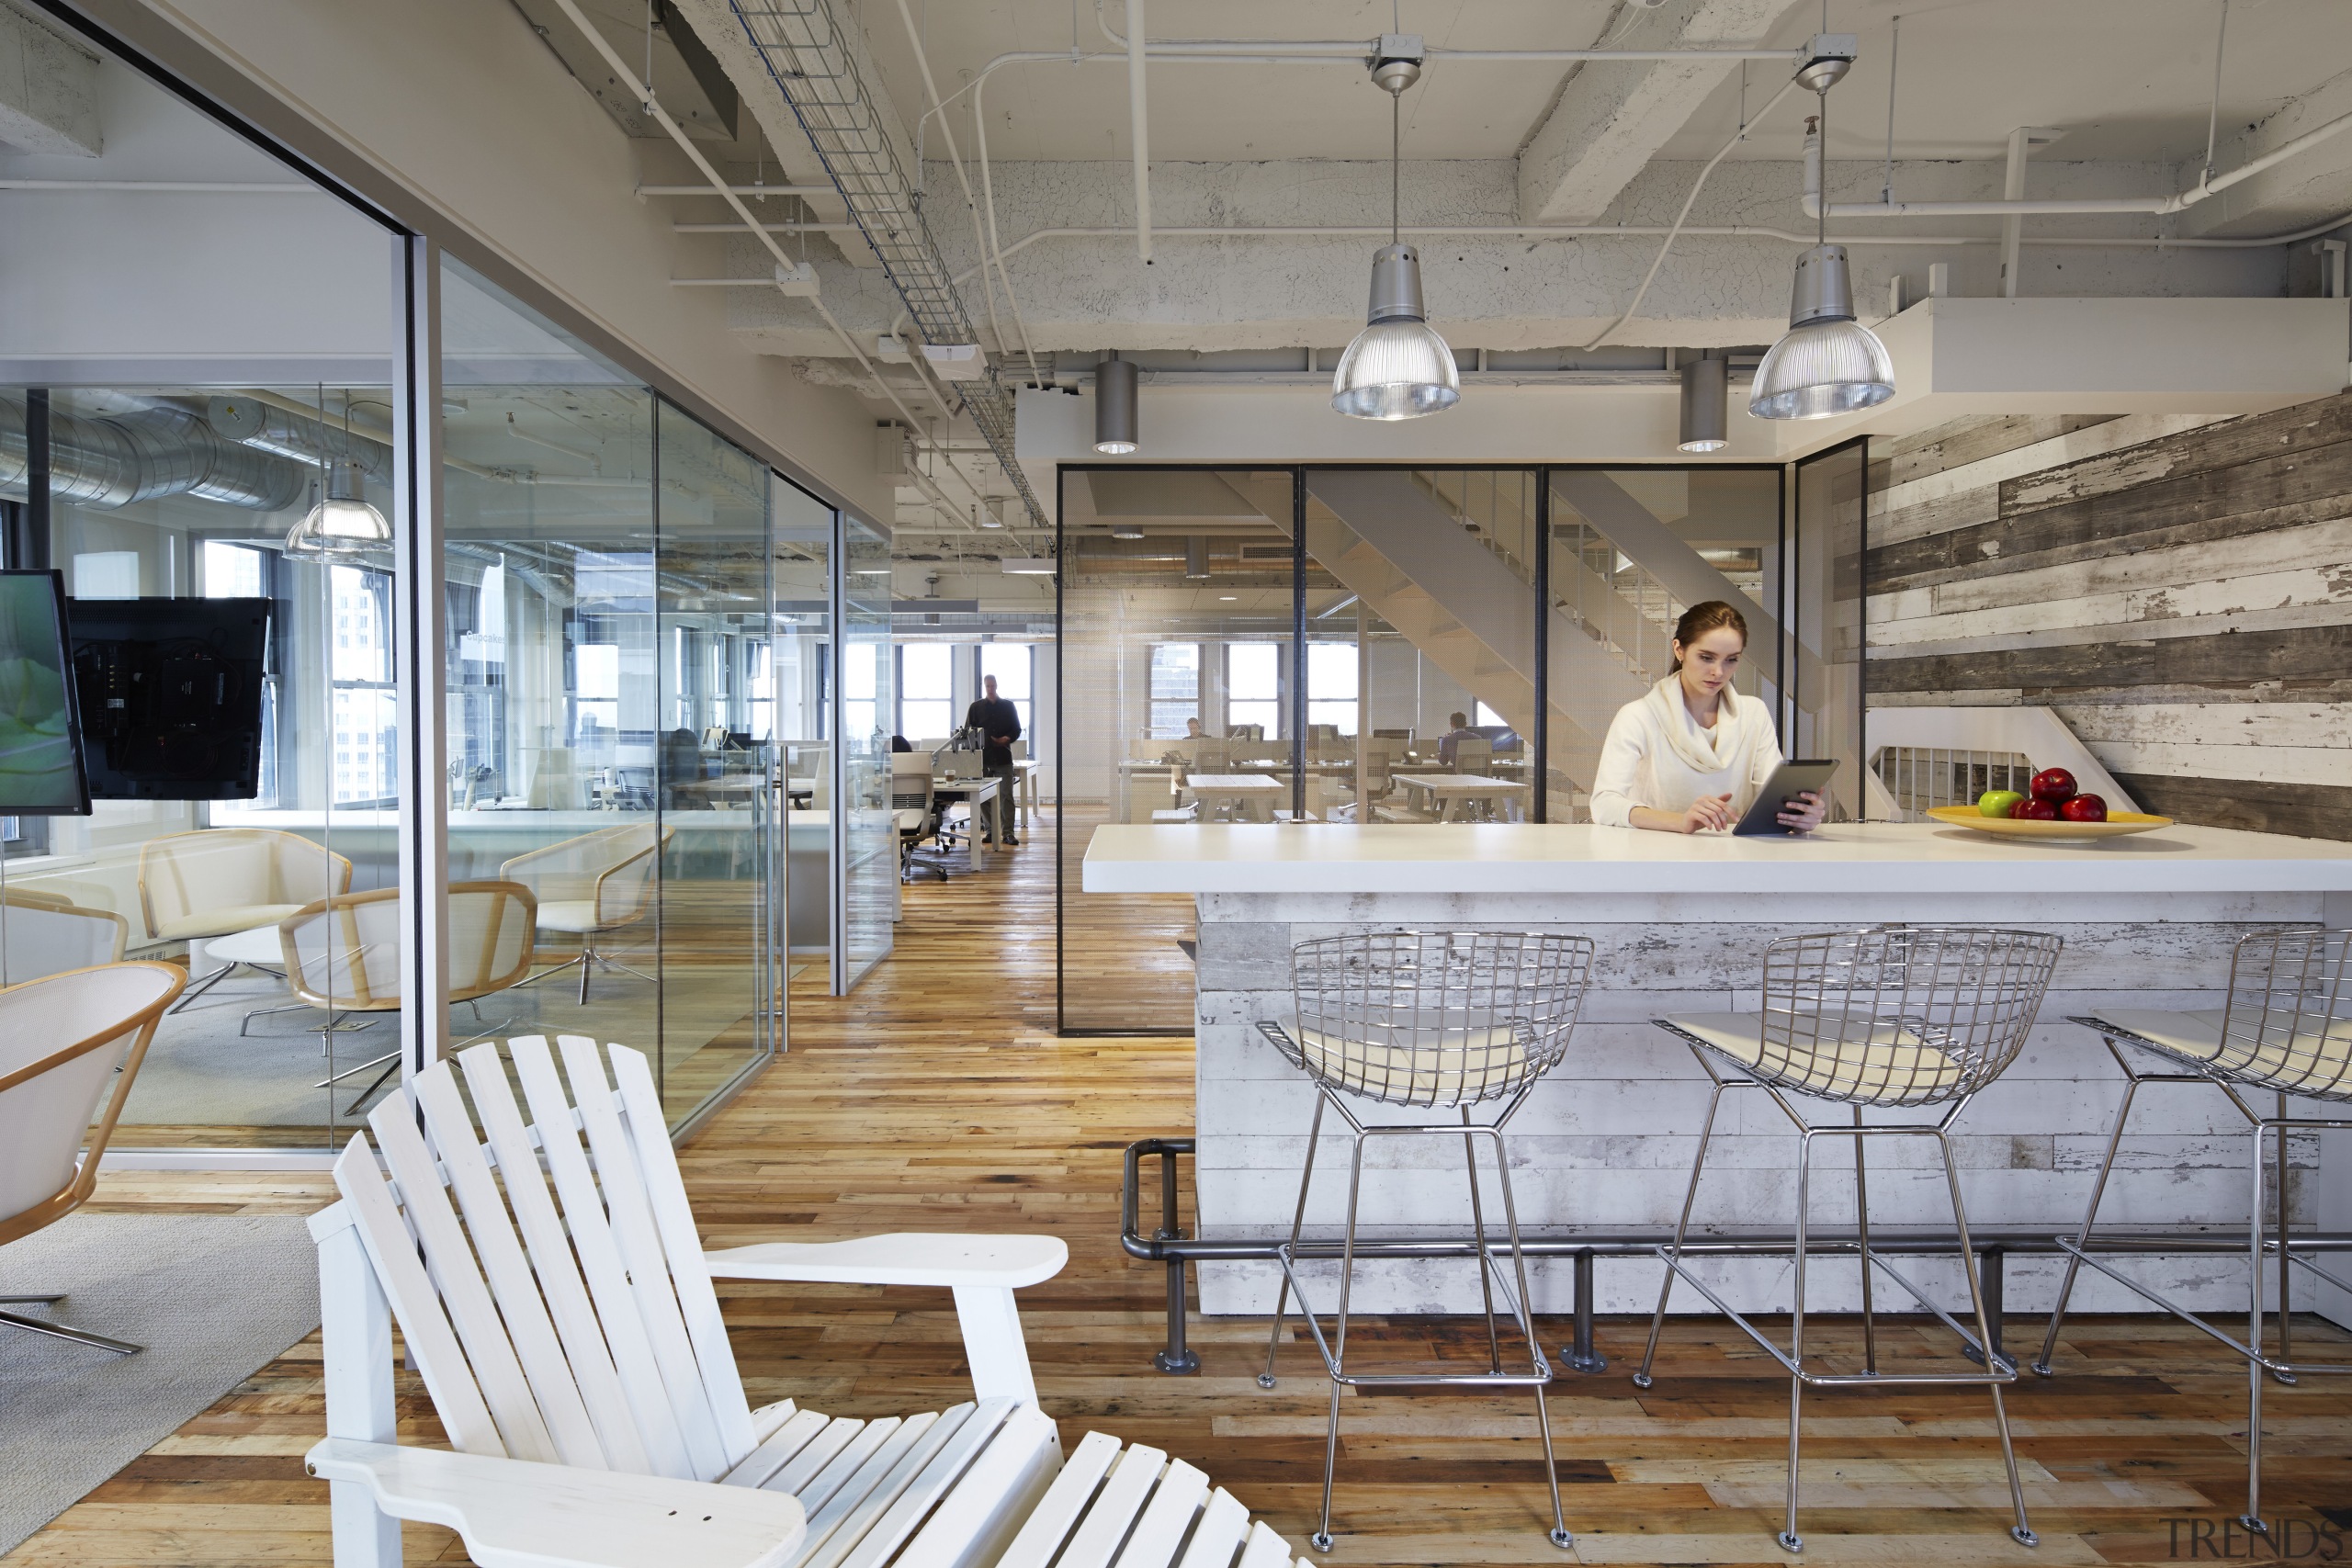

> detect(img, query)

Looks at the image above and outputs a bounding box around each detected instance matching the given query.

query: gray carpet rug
[121,959,762,1126]
[0,1213,320,1556]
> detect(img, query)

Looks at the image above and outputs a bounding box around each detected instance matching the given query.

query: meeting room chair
[890,751,952,882]
[0,961,187,1353]
[0,887,129,985]
[137,828,352,1012]
[499,823,670,1003]
[277,880,538,1112]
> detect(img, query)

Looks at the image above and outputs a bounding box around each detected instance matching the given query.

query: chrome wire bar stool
[1634,925,2063,1554]
[2033,927,2352,1535]
[1256,930,1594,1553]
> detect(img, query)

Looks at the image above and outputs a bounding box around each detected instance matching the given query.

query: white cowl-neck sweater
[1588,674,1785,829]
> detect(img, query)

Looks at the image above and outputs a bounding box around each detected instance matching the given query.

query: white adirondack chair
[308,1034,1318,1568]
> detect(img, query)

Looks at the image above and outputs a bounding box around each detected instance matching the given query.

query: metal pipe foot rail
[1121,1137,2352,1377]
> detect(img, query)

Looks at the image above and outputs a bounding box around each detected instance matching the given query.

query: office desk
[1183,773,1285,824]
[927,776,1000,867]
[1118,761,1182,824]
[1391,773,1528,822]
[1013,760,1040,828]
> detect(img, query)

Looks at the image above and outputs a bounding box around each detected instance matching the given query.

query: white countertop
[1080,821,2352,896]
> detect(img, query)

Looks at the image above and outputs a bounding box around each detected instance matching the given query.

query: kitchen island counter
[1082,821,2352,1318]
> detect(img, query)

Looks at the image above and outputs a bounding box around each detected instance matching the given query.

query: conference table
[1182,773,1286,824]
[1389,772,1528,822]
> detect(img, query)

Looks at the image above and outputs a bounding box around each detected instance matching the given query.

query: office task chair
[138,829,353,1013]
[890,752,953,882]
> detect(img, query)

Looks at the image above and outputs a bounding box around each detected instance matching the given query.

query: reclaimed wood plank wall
[1865,393,2352,840]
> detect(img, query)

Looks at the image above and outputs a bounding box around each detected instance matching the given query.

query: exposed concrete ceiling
[514,0,2352,550]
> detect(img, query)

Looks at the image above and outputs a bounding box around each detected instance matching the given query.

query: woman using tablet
[1589,602,1826,834]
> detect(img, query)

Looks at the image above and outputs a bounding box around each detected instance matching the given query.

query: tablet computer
[1730,759,1838,836]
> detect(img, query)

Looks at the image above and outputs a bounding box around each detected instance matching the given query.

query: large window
[844,640,879,743]
[1148,643,1200,738]
[1226,642,1283,739]
[1306,641,1358,738]
[899,642,955,741]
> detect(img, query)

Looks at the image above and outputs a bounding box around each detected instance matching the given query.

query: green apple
[1978,789,2025,818]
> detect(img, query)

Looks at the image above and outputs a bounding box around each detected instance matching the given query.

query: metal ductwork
[0,395,307,512]
[202,395,390,479]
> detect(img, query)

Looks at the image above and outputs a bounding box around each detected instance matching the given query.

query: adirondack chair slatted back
[332,1033,758,1482]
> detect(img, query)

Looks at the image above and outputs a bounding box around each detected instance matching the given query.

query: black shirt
[966,696,1023,768]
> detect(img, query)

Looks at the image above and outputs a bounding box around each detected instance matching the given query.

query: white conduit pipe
[1127,0,1151,264]
[1804,104,2352,219]
[543,0,981,536]
[910,213,2352,294]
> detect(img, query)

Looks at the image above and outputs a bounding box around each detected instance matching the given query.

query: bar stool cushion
[1295,1025,1526,1104]
[1662,1011,1963,1100]
[2085,1008,2352,1093]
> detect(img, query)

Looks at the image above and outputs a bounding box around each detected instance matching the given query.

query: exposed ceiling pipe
[1804,104,2352,219]
[0,395,306,512]
[1126,0,1151,264]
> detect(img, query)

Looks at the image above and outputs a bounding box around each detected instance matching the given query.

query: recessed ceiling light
[1218,594,1238,602]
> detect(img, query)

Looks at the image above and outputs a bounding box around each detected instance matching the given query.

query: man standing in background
[966,672,1022,847]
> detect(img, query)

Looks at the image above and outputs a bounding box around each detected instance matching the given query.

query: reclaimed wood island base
[1083,821,2352,1319]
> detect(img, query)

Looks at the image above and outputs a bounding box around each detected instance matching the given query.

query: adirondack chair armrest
[703,1233,1067,1289]
[305,1438,807,1568]
[706,1233,1067,1405]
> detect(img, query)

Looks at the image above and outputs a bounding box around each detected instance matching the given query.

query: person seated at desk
[1184,716,1205,739]
[1435,711,1480,765]
[890,735,914,753]
[1589,602,1825,836]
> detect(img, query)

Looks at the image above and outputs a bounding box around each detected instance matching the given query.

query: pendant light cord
[1580,71,1802,348]
[1817,89,1829,247]
[1374,91,1392,245]
[2203,0,2230,186]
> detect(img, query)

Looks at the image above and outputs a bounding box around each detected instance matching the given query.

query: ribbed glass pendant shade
[286,459,390,556]
[1332,318,1461,420]
[1747,319,1895,420]
[1749,243,1894,421]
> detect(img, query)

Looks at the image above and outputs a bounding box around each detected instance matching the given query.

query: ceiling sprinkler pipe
[1805,104,2352,219]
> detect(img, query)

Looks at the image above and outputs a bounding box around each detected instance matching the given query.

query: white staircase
[1865,706,2141,821]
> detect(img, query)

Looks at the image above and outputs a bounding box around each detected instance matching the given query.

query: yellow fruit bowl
[1927,806,2176,841]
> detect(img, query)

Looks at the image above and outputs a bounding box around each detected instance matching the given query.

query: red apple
[2030,767,2076,804]
[2012,797,2059,820]
[2060,795,2108,822]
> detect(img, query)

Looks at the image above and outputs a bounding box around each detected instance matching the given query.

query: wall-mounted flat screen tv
[0,570,91,815]
[65,596,272,800]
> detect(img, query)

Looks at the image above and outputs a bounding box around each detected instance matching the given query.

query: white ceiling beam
[0,2,100,157]
[1517,0,1807,225]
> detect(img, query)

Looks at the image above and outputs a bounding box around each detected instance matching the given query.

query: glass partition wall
[440,259,789,1122]
[1056,464,1801,1033]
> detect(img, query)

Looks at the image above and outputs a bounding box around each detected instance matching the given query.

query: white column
[391,235,450,1073]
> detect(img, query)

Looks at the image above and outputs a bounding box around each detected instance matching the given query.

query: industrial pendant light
[1750,62,1894,421]
[286,457,390,557]
[1093,352,1139,454]
[1332,47,1458,421]
[1677,352,1729,452]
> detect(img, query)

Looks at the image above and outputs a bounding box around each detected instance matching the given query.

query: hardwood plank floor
[18,810,2352,1566]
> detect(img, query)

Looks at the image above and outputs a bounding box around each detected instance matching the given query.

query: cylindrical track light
[1093,353,1139,454]
[1677,353,1728,453]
